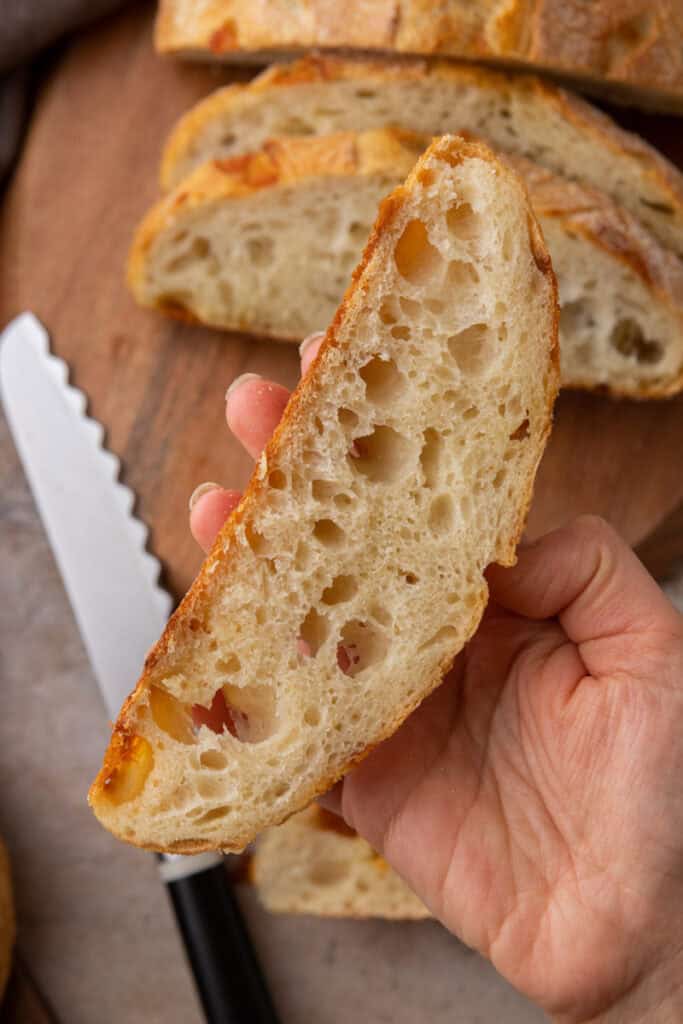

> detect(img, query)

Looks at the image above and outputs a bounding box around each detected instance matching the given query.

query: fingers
[189,485,241,553]
[225,374,291,460]
[299,331,325,374]
[487,515,682,676]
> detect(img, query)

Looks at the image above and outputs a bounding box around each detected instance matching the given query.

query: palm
[341,599,683,1019]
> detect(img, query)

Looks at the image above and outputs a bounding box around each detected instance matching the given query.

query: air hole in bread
[337,620,389,677]
[447,259,479,289]
[445,201,478,241]
[149,686,195,745]
[370,603,392,627]
[269,469,287,490]
[400,296,421,319]
[609,318,663,364]
[403,572,419,585]
[311,479,339,501]
[348,425,413,484]
[222,682,277,743]
[313,519,346,547]
[294,540,312,571]
[420,428,444,488]
[510,418,530,441]
[492,469,506,490]
[425,298,445,314]
[192,690,238,737]
[197,776,224,799]
[462,406,479,420]
[428,494,456,535]
[276,115,314,136]
[194,805,232,825]
[391,324,411,340]
[337,407,359,429]
[419,625,459,651]
[310,858,350,886]
[245,523,268,555]
[394,219,442,284]
[447,323,492,376]
[299,607,330,657]
[304,706,321,727]
[246,236,274,267]
[199,749,228,771]
[360,356,406,405]
[216,653,240,675]
[163,236,211,274]
[322,574,358,605]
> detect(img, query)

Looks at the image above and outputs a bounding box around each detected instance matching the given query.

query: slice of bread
[253,806,429,919]
[0,838,14,1000]
[154,4,683,115]
[133,130,683,397]
[91,135,559,853]
[159,58,683,258]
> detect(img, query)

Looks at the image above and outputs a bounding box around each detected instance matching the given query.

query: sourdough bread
[91,135,559,853]
[253,806,429,919]
[134,130,683,397]
[154,2,683,114]
[159,58,683,257]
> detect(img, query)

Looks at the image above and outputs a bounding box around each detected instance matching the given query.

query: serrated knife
[0,313,280,1024]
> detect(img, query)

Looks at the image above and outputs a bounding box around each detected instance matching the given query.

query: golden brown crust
[158,55,683,257]
[92,136,559,853]
[154,1,683,110]
[0,838,14,999]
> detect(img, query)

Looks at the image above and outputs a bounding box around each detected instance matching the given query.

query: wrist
[557,953,683,1024]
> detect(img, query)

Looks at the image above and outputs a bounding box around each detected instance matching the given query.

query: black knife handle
[159,855,281,1024]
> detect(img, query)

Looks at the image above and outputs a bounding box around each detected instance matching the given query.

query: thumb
[487,515,682,680]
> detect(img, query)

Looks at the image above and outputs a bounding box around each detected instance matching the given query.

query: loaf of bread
[132,130,683,397]
[253,806,429,919]
[90,135,558,853]
[0,839,14,1000]
[154,2,683,113]
[160,58,683,257]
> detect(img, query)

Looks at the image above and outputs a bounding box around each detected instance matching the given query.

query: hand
[189,336,683,1024]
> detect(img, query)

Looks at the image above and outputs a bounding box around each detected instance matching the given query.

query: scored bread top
[253,806,430,919]
[159,56,683,258]
[154,1,683,112]
[91,135,559,854]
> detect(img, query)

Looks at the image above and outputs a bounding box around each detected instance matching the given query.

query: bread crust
[92,136,559,853]
[154,1,683,111]
[141,125,683,397]
[158,55,683,259]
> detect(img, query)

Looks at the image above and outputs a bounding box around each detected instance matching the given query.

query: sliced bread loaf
[253,806,429,919]
[91,135,559,853]
[154,4,683,115]
[159,58,683,258]
[133,130,683,397]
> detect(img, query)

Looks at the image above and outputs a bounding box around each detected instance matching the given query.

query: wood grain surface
[2,2,683,604]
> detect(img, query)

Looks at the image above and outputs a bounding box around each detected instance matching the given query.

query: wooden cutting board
[2,2,683,598]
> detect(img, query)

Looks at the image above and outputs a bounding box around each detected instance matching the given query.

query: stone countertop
[0,407,545,1023]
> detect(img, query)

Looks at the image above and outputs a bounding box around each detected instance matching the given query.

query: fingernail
[226,372,261,401]
[299,331,325,358]
[189,481,221,512]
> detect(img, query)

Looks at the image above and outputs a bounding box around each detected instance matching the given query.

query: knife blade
[0,313,280,1024]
